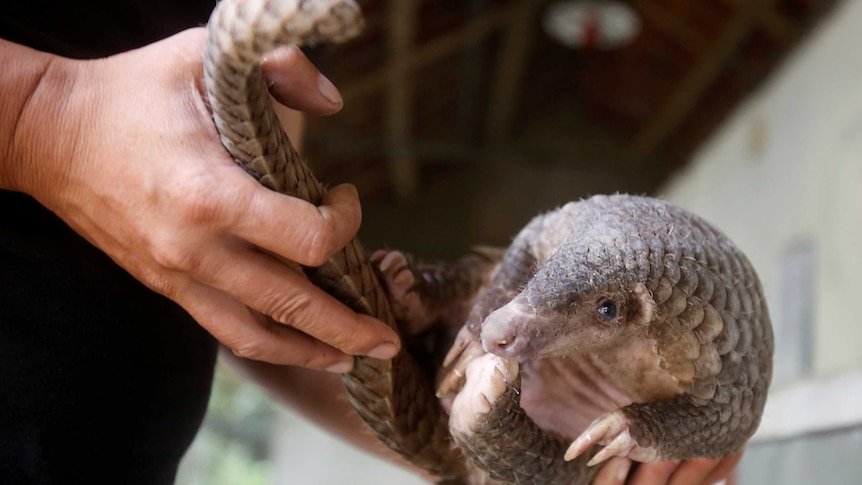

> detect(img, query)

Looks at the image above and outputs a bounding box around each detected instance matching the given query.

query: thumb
[261,45,343,114]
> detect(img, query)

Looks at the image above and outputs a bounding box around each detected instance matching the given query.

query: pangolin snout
[480,299,537,361]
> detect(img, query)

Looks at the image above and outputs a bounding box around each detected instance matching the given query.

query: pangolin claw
[438,333,485,397]
[565,410,661,466]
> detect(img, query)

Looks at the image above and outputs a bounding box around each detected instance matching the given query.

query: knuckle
[295,352,334,370]
[331,321,384,356]
[338,326,375,352]
[142,267,180,298]
[147,182,243,274]
[177,189,223,226]
[127,257,188,302]
[149,236,197,273]
[231,340,267,361]
[168,174,241,228]
[299,220,337,266]
[265,290,316,326]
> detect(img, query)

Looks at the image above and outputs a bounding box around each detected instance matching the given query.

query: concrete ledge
[753,368,862,443]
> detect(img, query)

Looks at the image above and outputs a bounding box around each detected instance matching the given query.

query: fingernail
[367,342,399,360]
[317,74,343,106]
[325,358,354,374]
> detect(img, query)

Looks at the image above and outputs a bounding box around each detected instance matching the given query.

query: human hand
[592,452,742,485]
[6,29,400,371]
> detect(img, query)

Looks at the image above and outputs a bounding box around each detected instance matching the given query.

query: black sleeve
[0,0,215,58]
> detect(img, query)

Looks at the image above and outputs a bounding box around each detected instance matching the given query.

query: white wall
[660,0,862,381]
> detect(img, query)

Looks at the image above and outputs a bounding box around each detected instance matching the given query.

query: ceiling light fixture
[542,0,641,50]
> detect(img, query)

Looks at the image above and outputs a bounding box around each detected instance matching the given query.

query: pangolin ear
[629,282,657,325]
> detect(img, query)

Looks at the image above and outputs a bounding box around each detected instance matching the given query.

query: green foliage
[176,363,276,485]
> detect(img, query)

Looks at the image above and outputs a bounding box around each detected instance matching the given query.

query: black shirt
[1,2,220,483]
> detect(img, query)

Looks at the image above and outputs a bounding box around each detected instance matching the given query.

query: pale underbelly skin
[519,355,633,440]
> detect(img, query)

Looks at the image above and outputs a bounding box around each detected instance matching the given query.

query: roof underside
[300,0,839,254]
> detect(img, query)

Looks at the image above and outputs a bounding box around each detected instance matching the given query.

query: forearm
[222,350,436,482]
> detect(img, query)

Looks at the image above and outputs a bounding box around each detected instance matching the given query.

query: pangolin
[200,0,773,480]
[375,194,774,484]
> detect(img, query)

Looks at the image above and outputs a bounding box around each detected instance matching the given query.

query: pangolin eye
[597,299,618,321]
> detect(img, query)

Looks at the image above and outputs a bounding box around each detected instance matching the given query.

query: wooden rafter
[484,0,544,143]
[760,9,797,43]
[341,3,520,102]
[384,0,418,198]
[637,0,709,55]
[723,0,796,43]
[629,0,782,158]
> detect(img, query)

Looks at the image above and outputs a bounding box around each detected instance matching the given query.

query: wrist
[0,40,84,198]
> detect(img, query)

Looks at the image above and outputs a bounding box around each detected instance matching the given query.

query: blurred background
[179,0,861,483]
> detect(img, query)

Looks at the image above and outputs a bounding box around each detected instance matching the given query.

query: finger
[628,460,679,485]
[261,45,343,114]
[592,457,632,485]
[665,453,743,485]
[190,238,400,358]
[180,281,355,371]
[234,183,362,267]
[662,457,723,485]
[693,452,743,485]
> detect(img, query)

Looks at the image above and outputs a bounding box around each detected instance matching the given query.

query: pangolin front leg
[449,354,600,485]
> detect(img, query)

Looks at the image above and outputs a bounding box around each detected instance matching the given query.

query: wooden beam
[722,0,796,44]
[637,0,709,55]
[629,0,779,158]
[341,3,520,102]
[385,0,418,198]
[456,0,494,141]
[760,9,797,44]
[484,0,543,143]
